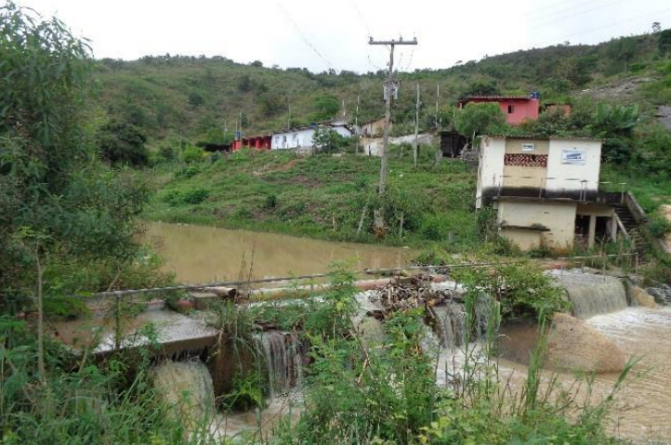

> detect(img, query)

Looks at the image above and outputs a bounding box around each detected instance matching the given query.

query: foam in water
[553,272,629,319]
[254,331,302,398]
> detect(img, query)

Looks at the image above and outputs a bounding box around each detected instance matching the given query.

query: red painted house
[459,95,540,125]
[232,134,272,151]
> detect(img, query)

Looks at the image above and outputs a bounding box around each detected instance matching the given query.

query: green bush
[181,188,209,204]
[648,216,671,238]
[161,188,209,205]
[182,145,205,163]
[419,215,451,241]
[278,202,306,221]
[232,207,254,220]
[175,165,201,179]
[263,193,278,209]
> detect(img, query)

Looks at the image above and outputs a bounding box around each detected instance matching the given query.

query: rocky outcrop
[546,313,626,373]
[647,285,671,306]
[631,286,658,308]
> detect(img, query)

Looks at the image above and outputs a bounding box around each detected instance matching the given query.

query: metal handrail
[493,175,627,204]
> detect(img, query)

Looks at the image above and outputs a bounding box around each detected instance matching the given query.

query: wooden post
[114,295,122,351]
[413,83,420,168]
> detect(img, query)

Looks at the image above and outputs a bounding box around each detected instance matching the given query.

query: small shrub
[181,188,209,204]
[209,151,223,163]
[648,216,671,238]
[278,202,306,221]
[263,194,278,209]
[161,190,182,206]
[157,144,175,162]
[412,245,448,266]
[161,188,209,205]
[233,207,254,220]
[419,215,450,241]
[175,165,200,179]
[182,145,205,163]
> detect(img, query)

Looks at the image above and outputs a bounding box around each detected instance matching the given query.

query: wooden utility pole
[435,83,443,165]
[355,94,360,154]
[369,37,418,196]
[435,83,440,128]
[413,83,420,167]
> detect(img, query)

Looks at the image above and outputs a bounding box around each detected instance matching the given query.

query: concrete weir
[52,309,219,359]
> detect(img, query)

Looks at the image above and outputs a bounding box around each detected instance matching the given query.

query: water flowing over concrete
[553,271,629,319]
[433,303,467,349]
[145,222,415,284]
[152,360,216,431]
[255,331,303,398]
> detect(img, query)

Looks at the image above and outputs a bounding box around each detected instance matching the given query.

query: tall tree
[0,2,149,346]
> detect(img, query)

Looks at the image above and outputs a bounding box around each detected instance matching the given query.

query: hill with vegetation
[95,30,671,145]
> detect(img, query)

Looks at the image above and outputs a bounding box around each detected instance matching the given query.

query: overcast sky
[14,0,671,72]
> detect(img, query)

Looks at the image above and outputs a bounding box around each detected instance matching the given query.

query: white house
[271,121,353,150]
[357,116,389,137]
[476,135,624,252]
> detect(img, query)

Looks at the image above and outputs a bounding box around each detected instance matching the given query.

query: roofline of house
[483,134,603,142]
[360,115,387,126]
[460,95,536,104]
[272,120,353,135]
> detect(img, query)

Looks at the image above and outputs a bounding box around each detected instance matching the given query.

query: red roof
[461,95,534,102]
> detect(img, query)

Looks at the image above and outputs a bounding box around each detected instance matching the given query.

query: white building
[476,135,625,252]
[271,121,353,150]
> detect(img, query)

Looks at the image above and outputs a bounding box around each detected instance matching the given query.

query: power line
[529,0,615,20]
[529,0,632,30]
[402,46,416,72]
[276,2,337,71]
[527,0,608,17]
[350,0,372,38]
[532,6,671,47]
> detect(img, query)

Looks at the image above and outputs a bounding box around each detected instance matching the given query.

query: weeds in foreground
[1,263,635,444]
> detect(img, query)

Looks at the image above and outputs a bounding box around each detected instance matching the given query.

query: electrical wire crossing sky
[15,0,671,72]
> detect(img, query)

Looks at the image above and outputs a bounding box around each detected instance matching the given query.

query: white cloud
[15,0,671,72]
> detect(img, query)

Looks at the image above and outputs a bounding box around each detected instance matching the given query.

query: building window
[507,104,515,114]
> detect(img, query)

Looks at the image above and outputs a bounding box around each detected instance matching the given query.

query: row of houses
[224,92,569,153]
[228,119,385,152]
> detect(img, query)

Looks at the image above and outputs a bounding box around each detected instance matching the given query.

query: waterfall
[151,360,216,429]
[433,304,467,349]
[554,272,629,319]
[254,331,303,398]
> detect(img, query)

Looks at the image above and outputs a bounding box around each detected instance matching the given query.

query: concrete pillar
[588,214,597,248]
[610,216,618,241]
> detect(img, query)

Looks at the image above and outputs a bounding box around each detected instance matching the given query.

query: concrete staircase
[613,203,645,255]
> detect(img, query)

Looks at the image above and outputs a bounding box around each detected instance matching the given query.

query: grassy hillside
[95,31,671,144]
[142,148,494,252]
[110,30,671,263]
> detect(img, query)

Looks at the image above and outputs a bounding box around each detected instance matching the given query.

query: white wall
[271,128,315,150]
[271,126,353,150]
[498,200,577,251]
[476,136,506,208]
[546,139,602,192]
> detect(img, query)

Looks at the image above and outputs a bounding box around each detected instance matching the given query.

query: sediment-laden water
[552,270,629,319]
[145,221,415,283]
[148,271,671,443]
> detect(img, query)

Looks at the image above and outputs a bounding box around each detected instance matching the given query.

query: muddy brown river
[145,222,416,284]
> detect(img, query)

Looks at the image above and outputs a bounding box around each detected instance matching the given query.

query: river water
[490,307,671,444]
[145,222,415,284]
